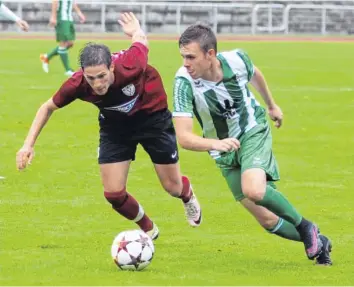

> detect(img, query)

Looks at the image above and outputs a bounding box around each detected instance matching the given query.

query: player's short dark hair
[79,42,112,70]
[179,23,217,53]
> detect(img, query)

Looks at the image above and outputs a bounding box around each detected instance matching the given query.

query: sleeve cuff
[172,112,193,118]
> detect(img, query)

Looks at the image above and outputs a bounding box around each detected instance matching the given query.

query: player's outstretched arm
[118,12,148,48]
[174,117,240,152]
[250,66,283,128]
[0,3,29,31]
[16,99,59,170]
[49,0,58,27]
[73,1,85,23]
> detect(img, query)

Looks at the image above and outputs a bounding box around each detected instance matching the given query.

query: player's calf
[104,189,154,234]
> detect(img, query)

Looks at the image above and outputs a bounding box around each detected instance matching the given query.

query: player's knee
[242,184,266,202]
[104,189,127,208]
[67,42,74,49]
[243,189,265,202]
[161,177,183,197]
[242,171,267,202]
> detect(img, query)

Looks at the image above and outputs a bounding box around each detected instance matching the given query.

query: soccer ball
[111,229,154,271]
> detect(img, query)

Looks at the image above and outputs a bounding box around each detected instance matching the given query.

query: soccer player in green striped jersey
[40,0,86,77]
[173,24,332,265]
[0,1,29,31]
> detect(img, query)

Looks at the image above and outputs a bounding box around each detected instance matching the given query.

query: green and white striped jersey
[173,49,266,159]
[57,0,74,22]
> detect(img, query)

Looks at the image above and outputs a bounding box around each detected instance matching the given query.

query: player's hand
[268,104,283,128]
[118,12,141,37]
[211,138,240,152]
[16,19,29,32]
[16,146,35,170]
[49,16,57,27]
[78,13,86,23]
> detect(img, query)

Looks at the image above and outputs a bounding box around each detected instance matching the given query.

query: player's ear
[207,49,216,59]
[109,63,114,73]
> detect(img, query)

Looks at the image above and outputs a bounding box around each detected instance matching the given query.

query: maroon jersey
[52,42,168,122]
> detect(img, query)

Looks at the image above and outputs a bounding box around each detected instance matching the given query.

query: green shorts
[56,21,76,42]
[215,122,280,201]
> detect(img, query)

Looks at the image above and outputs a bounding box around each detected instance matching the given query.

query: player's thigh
[241,168,267,201]
[100,161,131,192]
[220,167,245,201]
[239,123,280,182]
[98,130,137,191]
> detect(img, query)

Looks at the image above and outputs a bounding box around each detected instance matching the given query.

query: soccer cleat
[64,70,74,77]
[315,234,332,266]
[183,193,202,227]
[40,54,49,73]
[145,222,159,241]
[299,222,323,260]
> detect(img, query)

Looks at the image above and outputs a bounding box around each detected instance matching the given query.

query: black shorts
[98,109,179,165]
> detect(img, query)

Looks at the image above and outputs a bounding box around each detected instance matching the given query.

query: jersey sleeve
[236,49,255,81]
[172,76,194,117]
[52,79,79,108]
[0,2,20,22]
[113,42,149,86]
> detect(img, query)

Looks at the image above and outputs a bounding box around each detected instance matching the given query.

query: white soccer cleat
[183,193,202,227]
[145,222,159,241]
[64,70,74,77]
[40,54,49,73]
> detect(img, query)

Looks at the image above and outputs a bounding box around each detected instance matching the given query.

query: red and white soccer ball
[111,229,155,271]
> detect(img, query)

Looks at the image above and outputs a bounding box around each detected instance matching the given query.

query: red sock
[179,176,193,203]
[104,190,153,232]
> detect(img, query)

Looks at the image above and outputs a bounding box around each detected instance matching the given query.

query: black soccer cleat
[315,234,332,266]
[297,221,323,260]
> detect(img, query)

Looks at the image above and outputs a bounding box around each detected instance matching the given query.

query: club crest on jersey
[194,80,203,88]
[122,84,135,97]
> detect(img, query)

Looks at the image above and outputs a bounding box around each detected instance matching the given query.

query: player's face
[83,64,114,95]
[180,42,213,79]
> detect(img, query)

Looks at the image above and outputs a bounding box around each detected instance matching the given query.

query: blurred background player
[0,1,29,31]
[17,13,202,240]
[173,23,332,265]
[40,0,85,77]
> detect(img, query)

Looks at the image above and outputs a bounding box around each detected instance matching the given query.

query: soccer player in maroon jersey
[16,12,202,240]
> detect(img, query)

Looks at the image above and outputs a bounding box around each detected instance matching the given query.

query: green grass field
[0,37,353,285]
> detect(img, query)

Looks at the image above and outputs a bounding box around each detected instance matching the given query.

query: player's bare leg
[241,198,279,229]
[242,168,323,260]
[41,41,74,76]
[100,161,158,240]
[154,163,202,227]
